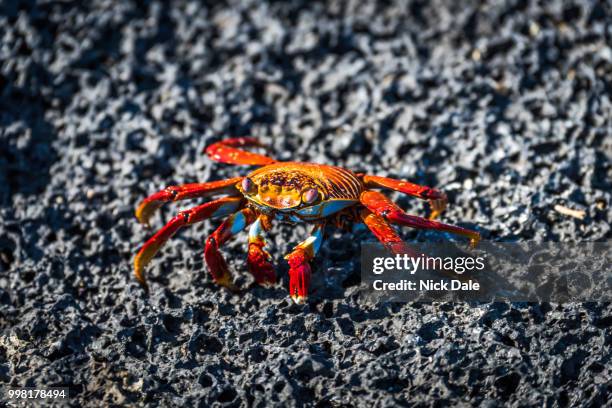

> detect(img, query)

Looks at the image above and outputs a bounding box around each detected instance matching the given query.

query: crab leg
[359,209,415,255]
[134,197,245,288]
[135,177,243,226]
[204,207,258,289]
[360,191,480,247]
[360,208,475,279]
[205,137,276,166]
[362,175,448,220]
[284,223,325,304]
[247,217,276,285]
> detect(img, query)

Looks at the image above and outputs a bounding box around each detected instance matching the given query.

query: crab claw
[247,241,276,286]
[247,218,276,286]
[204,236,237,291]
[286,249,312,304]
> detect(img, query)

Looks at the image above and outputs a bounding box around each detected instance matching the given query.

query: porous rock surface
[0,0,610,406]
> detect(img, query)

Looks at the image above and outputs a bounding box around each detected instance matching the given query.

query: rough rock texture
[1,0,611,406]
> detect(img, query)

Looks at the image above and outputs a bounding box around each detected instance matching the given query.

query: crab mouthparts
[260,194,301,209]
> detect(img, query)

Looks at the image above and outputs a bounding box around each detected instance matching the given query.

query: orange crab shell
[237,162,364,222]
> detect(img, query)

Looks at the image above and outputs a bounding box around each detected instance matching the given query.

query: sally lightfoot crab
[134,137,480,303]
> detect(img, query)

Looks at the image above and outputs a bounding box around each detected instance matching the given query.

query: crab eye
[302,188,319,204]
[241,178,255,193]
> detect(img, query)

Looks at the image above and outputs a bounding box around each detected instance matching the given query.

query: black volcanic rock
[0,1,610,406]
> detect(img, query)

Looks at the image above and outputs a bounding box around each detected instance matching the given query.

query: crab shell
[236,162,364,223]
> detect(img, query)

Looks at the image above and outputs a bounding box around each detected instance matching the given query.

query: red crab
[134,137,480,303]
